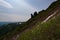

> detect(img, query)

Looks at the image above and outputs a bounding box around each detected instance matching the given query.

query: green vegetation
[0,22,25,39]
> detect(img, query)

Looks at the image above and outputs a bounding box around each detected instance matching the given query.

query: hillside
[0,0,60,40]
[18,0,60,40]
[18,10,60,40]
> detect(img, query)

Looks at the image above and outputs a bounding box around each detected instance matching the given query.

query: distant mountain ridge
[0,22,25,26]
[0,22,11,26]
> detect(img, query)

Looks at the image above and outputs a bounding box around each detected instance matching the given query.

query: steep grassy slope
[18,10,60,40]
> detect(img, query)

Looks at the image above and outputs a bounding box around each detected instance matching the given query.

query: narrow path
[41,10,59,24]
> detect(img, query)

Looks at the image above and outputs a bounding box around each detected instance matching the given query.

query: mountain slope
[18,9,60,40]
[18,2,60,40]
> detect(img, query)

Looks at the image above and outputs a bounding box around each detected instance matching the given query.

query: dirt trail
[41,10,59,24]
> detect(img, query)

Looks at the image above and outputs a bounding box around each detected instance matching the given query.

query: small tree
[31,14,34,18]
[34,11,37,16]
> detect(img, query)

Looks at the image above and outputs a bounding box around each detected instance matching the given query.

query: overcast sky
[0,0,56,22]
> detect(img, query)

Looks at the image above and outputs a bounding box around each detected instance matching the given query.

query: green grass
[18,13,60,40]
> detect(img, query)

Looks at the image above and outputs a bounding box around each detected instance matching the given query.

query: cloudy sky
[0,0,56,22]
